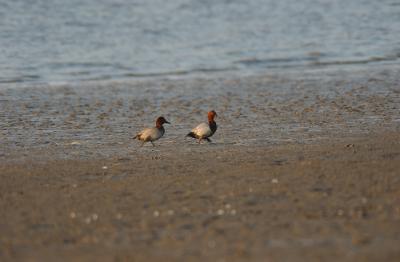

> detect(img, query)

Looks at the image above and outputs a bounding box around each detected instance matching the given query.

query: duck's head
[156,116,170,127]
[208,110,217,121]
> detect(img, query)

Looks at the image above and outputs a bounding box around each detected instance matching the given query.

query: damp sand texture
[1,66,400,261]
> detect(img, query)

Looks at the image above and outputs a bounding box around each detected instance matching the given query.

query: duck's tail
[186,132,196,138]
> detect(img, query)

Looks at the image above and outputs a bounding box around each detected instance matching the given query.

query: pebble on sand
[92,213,98,221]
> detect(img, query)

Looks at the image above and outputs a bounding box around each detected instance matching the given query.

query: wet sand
[1,65,400,261]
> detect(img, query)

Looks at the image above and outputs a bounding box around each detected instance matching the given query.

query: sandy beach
[1,65,400,261]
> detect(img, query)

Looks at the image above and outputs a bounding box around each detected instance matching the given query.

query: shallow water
[1,0,400,85]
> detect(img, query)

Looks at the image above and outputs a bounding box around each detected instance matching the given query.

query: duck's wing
[191,122,212,138]
[134,127,156,141]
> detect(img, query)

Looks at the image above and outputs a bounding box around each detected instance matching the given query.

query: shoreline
[1,64,399,162]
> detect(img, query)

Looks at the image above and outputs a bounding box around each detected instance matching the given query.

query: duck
[133,116,170,147]
[187,110,218,143]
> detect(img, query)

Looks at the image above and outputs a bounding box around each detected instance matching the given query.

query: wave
[120,67,235,78]
[0,75,40,84]
[234,54,400,69]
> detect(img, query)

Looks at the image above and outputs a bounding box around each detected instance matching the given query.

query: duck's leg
[198,138,202,144]
[151,141,155,147]
[140,141,145,147]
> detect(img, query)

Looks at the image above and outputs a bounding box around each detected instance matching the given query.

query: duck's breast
[192,123,212,138]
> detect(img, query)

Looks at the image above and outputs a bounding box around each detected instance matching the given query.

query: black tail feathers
[186,132,196,138]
